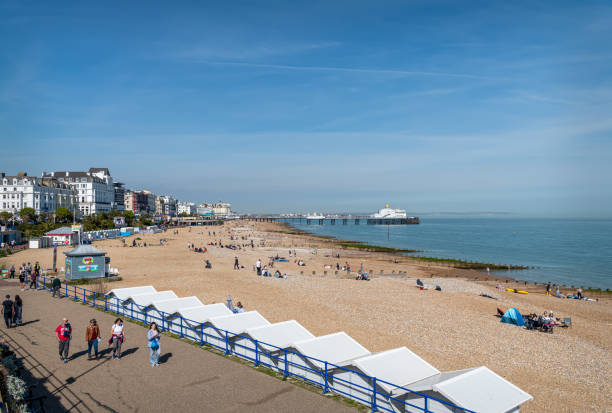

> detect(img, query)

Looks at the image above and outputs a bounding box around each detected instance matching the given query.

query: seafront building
[124,189,156,215]
[177,201,196,215]
[0,172,77,215]
[113,182,125,211]
[156,195,178,217]
[197,202,231,217]
[43,168,116,216]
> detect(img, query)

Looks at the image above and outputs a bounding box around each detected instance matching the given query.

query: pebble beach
[2,221,610,412]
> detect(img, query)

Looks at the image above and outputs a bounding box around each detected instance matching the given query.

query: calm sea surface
[282,217,612,289]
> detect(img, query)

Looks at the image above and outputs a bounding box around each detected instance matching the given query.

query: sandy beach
[2,221,610,412]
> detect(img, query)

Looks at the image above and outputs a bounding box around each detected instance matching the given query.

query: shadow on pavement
[19,319,41,327]
[159,352,173,364]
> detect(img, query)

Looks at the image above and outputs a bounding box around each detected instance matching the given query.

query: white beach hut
[391,366,533,413]
[119,291,178,319]
[207,311,270,357]
[106,286,157,312]
[287,332,370,387]
[330,347,440,410]
[127,291,178,308]
[175,303,233,343]
[146,297,204,330]
[235,320,315,370]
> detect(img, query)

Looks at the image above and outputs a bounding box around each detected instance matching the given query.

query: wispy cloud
[196,60,496,80]
[171,41,342,61]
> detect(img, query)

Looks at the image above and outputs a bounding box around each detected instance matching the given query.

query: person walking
[1,295,14,329]
[234,257,240,270]
[18,270,25,291]
[110,318,125,360]
[29,270,37,289]
[52,277,61,298]
[12,295,22,326]
[9,264,15,279]
[86,319,101,359]
[256,259,262,275]
[55,318,72,363]
[147,322,161,367]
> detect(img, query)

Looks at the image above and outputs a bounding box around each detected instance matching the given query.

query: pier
[245,215,420,225]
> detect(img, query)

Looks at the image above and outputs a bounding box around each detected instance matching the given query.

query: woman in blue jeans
[147,322,161,367]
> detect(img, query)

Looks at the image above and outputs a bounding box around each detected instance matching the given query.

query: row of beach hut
[107,286,532,413]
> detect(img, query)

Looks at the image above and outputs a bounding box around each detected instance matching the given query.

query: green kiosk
[64,245,108,280]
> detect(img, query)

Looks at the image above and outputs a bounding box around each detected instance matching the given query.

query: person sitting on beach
[234,302,245,313]
[262,267,270,277]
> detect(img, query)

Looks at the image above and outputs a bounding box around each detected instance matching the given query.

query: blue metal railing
[37,276,476,413]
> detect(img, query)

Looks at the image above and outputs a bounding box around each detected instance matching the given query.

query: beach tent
[392,366,532,413]
[233,320,315,369]
[287,332,370,386]
[207,311,270,356]
[331,347,441,410]
[501,308,525,327]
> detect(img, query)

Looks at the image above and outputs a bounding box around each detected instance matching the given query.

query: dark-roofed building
[0,172,77,215]
[43,168,116,216]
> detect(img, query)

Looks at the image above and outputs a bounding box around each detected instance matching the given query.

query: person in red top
[55,317,72,363]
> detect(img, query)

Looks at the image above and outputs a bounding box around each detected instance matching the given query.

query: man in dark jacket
[52,277,62,298]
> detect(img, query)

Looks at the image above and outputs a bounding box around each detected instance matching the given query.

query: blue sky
[1,1,611,215]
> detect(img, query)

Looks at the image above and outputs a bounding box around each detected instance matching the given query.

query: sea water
[283,217,612,289]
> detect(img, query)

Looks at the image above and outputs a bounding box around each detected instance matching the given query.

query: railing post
[180,316,184,338]
[284,350,289,378]
[254,340,259,367]
[143,308,148,324]
[92,291,96,307]
[371,377,377,413]
[200,323,204,346]
[225,331,230,355]
[73,285,77,301]
[65,283,68,297]
[130,302,134,320]
[424,395,429,413]
[104,295,108,311]
[161,312,165,331]
[323,361,329,394]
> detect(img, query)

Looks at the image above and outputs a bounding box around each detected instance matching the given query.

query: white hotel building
[0,172,77,215]
[43,168,116,216]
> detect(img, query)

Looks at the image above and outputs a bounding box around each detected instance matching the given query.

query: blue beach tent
[501,308,525,326]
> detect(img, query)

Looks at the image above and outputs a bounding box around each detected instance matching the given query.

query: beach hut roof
[127,291,178,307]
[343,347,440,393]
[64,244,105,256]
[431,366,533,413]
[246,320,315,352]
[292,332,370,366]
[209,311,270,335]
[107,286,157,301]
[46,226,75,236]
[149,297,204,316]
[392,368,475,394]
[178,303,233,327]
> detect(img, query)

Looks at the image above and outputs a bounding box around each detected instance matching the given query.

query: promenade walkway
[0,280,354,413]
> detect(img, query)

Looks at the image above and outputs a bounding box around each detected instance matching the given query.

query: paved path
[0,281,354,413]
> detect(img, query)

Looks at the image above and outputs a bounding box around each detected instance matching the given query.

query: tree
[0,211,12,225]
[55,207,72,223]
[18,207,37,224]
[122,210,135,226]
